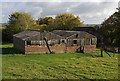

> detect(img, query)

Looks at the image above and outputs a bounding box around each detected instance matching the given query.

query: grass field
[2,44,119,79]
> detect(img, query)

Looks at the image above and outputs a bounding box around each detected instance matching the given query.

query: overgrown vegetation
[98,8,120,47]
[2,44,118,79]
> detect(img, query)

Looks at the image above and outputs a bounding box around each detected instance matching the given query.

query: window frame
[73,40,77,44]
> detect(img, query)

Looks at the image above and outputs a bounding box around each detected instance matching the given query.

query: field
[1,44,119,79]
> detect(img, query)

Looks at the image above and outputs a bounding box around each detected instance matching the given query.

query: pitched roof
[51,30,77,38]
[51,30,96,38]
[72,27,95,31]
[13,30,43,40]
[13,29,96,40]
[72,27,97,36]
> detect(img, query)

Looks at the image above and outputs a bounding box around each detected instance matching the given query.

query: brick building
[72,27,103,47]
[13,29,97,54]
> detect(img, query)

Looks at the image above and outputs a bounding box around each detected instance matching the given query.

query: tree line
[2,12,84,42]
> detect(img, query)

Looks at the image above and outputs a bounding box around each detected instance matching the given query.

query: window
[76,34,78,38]
[91,39,92,45]
[91,38,97,45]
[85,38,90,45]
[73,40,77,44]
[62,40,65,43]
[27,41,31,45]
[58,40,60,44]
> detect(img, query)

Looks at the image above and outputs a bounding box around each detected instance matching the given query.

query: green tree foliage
[36,17,54,25]
[36,13,84,31]
[3,12,37,42]
[99,8,120,47]
[94,25,101,31]
[114,8,120,47]
[48,13,84,31]
[36,17,54,31]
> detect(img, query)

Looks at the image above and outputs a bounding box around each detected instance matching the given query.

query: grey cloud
[24,2,117,24]
[2,2,118,24]
[25,2,81,15]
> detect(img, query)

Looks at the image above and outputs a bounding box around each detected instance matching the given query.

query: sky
[1,0,120,24]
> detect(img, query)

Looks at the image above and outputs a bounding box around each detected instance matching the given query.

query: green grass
[2,44,119,79]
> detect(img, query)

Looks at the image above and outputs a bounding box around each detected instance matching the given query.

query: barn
[13,29,97,54]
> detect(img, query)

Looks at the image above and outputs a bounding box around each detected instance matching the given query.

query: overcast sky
[1,0,119,24]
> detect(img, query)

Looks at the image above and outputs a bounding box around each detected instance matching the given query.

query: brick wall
[25,45,48,54]
[25,44,66,54]
[25,44,96,54]
[50,44,66,53]
[66,46,80,53]
[84,45,96,53]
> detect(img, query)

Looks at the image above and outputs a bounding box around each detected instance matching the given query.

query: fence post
[101,48,103,57]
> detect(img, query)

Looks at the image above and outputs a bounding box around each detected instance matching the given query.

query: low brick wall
[50,44,66,53]
[84,45,96,53]
[25,44,96,54]
[66,46,80,53]
[25,44,66,54]
[25,45,48,54]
